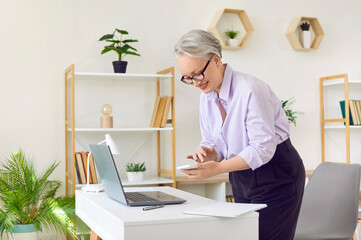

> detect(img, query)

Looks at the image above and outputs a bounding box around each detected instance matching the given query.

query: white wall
[1,0,361,187]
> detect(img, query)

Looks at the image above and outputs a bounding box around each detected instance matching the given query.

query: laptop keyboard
[125,192,157,203]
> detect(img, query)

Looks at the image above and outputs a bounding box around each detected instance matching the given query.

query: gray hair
[174,29,222,59]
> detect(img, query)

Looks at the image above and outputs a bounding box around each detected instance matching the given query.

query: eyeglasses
[180,56,213,85]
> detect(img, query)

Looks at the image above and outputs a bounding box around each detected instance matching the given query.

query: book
[153,97,167,128]
[225,195,235,203]
[81,152,92,184]
[75,152,86,184]
[149,96,161,127]
[356,100,361,124]
[88,153,98,184]
[184,202,267,218]
[160,96,172,128]
[74,153,82,184]
[339,100,354,125]
[353,100,361,125]
[350,100,359,125]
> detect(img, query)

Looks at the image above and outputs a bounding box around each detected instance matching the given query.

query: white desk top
[77,187,257,226]
[76,187,260,240]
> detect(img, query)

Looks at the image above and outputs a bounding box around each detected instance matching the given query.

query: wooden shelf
[305,170,314,178]
[69,72,172,81]
[286,16,324,51]
[74,177,173,188]
[320,73,354,164]
[324,125,361,129]
[208,8,254,50]
[67,127,173,132]
[65,65,177,195]
[323,79,361,86]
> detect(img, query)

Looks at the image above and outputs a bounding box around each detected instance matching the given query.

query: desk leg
[90,230,102,240]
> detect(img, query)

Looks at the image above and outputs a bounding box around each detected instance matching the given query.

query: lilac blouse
[199,64,290,170]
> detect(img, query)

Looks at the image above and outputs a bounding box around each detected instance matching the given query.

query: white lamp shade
[105,134,120,155]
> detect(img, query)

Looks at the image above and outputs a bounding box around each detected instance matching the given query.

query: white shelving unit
[67,127,173,132]
[65,65,176,195]
[320,73,361,164]
[71,72,173,81]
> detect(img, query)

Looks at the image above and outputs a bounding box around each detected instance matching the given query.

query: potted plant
[300,21,311,48]
[99,28,140,73]
[125,162,146,182]
[225,28,240,47]
[281,97,304,126]
[0,150,81,240]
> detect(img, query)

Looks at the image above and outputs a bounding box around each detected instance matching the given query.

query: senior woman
[174,29,305,240]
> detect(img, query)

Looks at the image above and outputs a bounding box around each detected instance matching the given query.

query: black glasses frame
[180,56,213,84]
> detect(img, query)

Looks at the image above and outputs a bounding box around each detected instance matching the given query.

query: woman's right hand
[186,145,219,163]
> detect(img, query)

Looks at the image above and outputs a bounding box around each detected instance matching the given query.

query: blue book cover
[339,100,354,125]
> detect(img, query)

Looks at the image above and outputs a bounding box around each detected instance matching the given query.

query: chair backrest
[295,162,360,238]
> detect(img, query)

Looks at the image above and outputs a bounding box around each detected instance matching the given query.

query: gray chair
[294,162,361,240]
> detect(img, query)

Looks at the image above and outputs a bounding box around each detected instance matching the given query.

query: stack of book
[225,195,235,203]
[340,100,361,125]
[74,152,98,184]
[149,96,173,128]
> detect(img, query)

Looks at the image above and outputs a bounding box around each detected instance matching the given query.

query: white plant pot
[127,172,144,182]
[227,39,239,47]
[6,232,38,240]
[4,224,38,240]
[301,31,311,48]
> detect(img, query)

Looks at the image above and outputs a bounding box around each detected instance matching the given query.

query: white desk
[76,187,259,240]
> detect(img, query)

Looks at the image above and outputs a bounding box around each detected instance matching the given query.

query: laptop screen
[89,144,128,205]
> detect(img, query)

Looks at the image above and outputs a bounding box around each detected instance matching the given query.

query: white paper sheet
[184,202,267,218]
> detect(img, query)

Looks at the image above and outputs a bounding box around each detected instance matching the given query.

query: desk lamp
[82,133,120,192]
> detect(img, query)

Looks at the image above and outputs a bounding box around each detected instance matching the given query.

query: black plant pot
[112,61,128,73]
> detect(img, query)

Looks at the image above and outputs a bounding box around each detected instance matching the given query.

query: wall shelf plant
[208,8,254,50]
[285,16,324,51]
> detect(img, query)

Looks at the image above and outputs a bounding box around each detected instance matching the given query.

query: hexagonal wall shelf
[286,16,324,51]
[208,8,254,50]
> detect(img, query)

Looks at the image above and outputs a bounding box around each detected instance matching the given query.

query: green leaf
[125,51,141,57]
[127,46,137,52]
[106,40,121,44]
[99,34,114,41]
[115,29,129,35]
[122,39,138,43]
[281,97,304,127]
[125,162,146,172]
[117,45,130,53]
[101,47,114,55]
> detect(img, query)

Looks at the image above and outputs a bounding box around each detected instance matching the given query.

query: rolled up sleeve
[238,91,277,170]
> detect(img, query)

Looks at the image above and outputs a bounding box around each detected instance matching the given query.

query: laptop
[89,144,186,206]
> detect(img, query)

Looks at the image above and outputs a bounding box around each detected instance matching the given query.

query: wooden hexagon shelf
[208,8,254,50]
[286,16,324,51]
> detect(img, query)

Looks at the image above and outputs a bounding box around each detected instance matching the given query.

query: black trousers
[229,139,305,240]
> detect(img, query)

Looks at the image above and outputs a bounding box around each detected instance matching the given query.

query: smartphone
[177,163,198,170]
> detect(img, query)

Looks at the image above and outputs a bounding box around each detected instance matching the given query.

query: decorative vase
[112,61,128,73]
[5,224,38,240]
[301,31,311,48]
[127,172,144,182]
[227,39,239,47]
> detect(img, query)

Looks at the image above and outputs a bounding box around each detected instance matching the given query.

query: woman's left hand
[181,161,222,180]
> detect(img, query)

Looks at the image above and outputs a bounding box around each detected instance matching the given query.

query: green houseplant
[281,97,304,126]
[0,150,79,239]
[225,28,240,47]
[99,28,140,73]
[125,162,146,182]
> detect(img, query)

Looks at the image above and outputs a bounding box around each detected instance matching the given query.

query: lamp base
[100,116,113,128]
[82,184,103,193]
